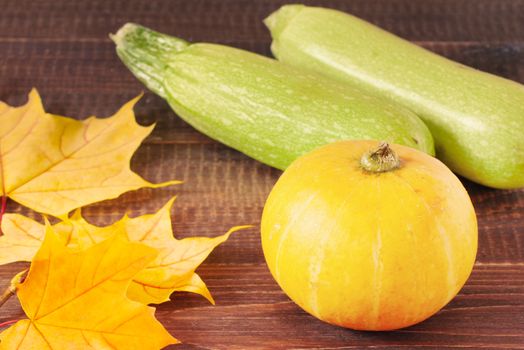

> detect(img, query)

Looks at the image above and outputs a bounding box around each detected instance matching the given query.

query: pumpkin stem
[360,142,400,173]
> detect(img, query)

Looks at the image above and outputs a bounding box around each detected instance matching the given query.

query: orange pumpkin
[261,140,477,330]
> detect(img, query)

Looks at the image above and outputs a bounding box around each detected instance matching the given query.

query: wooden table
[1,0,523,348]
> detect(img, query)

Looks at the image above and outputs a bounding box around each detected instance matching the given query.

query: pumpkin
[261,140,477,330]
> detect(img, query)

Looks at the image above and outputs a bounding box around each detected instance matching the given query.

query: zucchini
[265,5,524,188]
[111,23,434,170]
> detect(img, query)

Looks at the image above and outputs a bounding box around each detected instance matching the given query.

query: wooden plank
[1,263,523,349]
[1,0,524,42]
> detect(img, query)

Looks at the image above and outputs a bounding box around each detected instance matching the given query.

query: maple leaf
[0,213,45,264]
[128,224,245,305]
[0,89,179,219]
[0,227,177,349]
[0,211,123,264]
[0,198,250,304]
[117,198,250,304]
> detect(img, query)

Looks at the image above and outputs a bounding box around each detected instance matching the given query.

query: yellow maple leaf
[0,227,177,349]
[0,89,178,218]
[0,212,45,264]
[0,198,250,304]
[0,210,124,265]
[128,224,245,305]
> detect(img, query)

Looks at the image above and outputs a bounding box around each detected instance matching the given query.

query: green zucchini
[266,5,524,188]
[111,23,434,170]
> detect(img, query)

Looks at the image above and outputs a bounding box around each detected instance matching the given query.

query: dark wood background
[1,0,523,348]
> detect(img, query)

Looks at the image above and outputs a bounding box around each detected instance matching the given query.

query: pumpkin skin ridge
[392,153,478,284]
[342,171,426,330]
[262,156,367,313]
[383,172,457,329]
[261,140,477,331]
[372,151,476,330]
[272,192,318,283]
[306,175,370,321]
[370,178,384,329]
[264,158,384,327]
[268,174,367,311]
[392,171,458,297]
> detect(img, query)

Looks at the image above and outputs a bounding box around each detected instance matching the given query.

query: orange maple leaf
[0,89,179,219]
[0,227,177,349]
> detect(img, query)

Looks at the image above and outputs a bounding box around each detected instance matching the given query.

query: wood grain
[0,0,523,349]
[1,263,523,349]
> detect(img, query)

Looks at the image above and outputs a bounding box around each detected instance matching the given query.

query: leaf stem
[0,319,18,329]
[0,283,15,308]
[0,270,27,309]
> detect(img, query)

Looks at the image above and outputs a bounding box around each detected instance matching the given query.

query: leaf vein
[31,322,53,350]
[35,255,148,320]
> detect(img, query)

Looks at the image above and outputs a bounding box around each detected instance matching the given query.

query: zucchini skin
[266,5,524,188]
[112,24,434,170]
